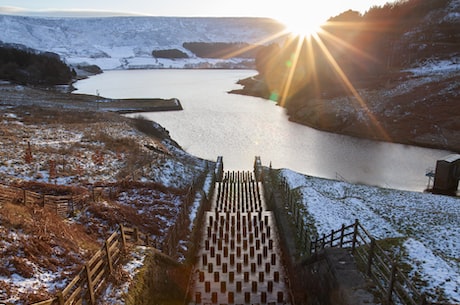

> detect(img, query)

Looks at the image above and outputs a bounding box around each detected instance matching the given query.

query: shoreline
[229,75,460,154]
[2,81,456,193]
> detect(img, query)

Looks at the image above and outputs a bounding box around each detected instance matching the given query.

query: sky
[0,0,396,31]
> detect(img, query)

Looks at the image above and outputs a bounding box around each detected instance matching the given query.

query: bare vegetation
[0,83,212,304]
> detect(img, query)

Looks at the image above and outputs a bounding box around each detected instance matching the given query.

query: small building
[433,154,460,195]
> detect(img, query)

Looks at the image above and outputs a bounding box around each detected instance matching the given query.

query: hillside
[277,168,459,304]
[0,83,213,304]
[233,0,460,153]
[0,15,286,70]
[286,61,460,153]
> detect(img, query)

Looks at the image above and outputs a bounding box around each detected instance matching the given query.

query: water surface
[74,69,452,192]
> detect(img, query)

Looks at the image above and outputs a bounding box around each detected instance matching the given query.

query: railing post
[352,219,359,254]
[367,238,376,276]
[386,262,397,305]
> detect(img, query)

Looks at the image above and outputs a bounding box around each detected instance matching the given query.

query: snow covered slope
[0,15,286,70]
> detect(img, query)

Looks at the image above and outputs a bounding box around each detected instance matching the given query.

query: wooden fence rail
[277,176,454,305]
[0,184,87,217]
[31,224,152,305]
[6,164,217,304]
[309,220,432,305]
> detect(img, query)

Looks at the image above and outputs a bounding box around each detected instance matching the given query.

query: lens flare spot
[269,91,280,102]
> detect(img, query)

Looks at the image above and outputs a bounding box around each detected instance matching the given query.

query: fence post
[339,224,345,247]
[85,263,96,305]
[330,229,334,247]
[105,240,113,275]
[57,291,64,305]
[386,262,397,305]
[119,224,127,250]
[367,238,376,276]
[134,227,139,243]
[351,219,359,254]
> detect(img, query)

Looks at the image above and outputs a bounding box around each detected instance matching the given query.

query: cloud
[0,6,25,14]
[0,6,143,17]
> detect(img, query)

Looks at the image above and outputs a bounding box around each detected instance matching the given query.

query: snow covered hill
[0,15,286,70]
[279,168,460,304]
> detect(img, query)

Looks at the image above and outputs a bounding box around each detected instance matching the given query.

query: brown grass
[0,202,99,278]
[0,85,207,303]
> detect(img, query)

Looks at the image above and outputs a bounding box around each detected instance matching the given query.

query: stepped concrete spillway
[189,170,292,304]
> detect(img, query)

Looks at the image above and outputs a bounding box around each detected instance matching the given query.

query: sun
[277,13,327,37]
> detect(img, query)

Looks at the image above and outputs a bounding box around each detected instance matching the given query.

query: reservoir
[74,69,453,192]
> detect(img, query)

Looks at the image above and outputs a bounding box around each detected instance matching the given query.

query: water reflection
[74,69,452,192]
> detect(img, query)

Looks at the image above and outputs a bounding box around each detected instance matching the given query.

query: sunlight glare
[278,11,327,37]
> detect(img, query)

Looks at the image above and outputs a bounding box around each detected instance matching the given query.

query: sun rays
[214,14,392,143]
[268,20,392,142]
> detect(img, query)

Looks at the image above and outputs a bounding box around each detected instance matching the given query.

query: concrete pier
[189,170,292,304]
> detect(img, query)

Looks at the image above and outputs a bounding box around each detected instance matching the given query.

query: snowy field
[279,168,459,303]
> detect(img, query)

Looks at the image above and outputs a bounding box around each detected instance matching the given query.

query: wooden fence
[0,184,86,217]
[3,163,218,304]
[277,176,454,305]
[0,181,198,255]
[277,176,312,256]
[32,224,152,305]
[25,173,209,304]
